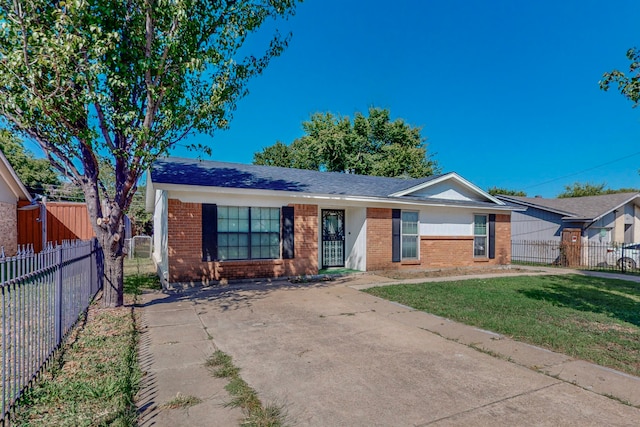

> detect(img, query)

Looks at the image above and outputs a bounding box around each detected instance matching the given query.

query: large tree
[0,130,60,195]
[0,0,299,307]
[600,47,640,106]
[253,107,440,178]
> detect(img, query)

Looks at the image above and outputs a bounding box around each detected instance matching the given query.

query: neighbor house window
[401,211,419,259]
[217,206,280,260]
[474,214,488,257]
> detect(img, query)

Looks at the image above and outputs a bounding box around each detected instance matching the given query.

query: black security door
[322,209,345,268]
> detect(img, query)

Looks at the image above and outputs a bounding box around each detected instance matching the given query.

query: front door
[322,209,345,268]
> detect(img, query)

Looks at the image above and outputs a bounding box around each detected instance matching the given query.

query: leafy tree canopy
[0,0,299,306]
[0,129,60,195]
[253,107,440,178]
[557,182,640,198]
[600,47,640,106]
[487,186,527,197]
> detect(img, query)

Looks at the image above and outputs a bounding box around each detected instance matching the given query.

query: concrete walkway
[136,269,640,426]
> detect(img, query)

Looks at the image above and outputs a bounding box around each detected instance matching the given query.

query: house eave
[388,172,505,205]
[150,181,515,212]
[497,195,576,217]
[0,150,32,201]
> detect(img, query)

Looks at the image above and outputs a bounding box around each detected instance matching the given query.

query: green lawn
[364,274,640,377]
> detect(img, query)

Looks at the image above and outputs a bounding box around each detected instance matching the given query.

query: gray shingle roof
[151,157,442,198]
[497,193,640,222]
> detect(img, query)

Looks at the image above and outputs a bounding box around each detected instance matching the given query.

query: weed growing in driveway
[206,350,289,426]
[163,393,202,409]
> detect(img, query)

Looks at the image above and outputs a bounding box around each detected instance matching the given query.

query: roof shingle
[498,193,640,222]
[151,157,441,198]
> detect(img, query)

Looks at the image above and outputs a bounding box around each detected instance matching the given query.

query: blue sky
[172,0,640,198]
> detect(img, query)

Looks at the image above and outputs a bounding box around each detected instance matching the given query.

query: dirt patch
[374,266,536,280]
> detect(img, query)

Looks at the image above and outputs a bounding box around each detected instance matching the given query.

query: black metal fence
[512,240,639,272]
[1,239,103,423]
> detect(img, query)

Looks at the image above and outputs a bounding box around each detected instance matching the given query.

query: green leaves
[600,46,640,107]
[0,0,299,207]
[0,130,60,195]
[253,107,440,178]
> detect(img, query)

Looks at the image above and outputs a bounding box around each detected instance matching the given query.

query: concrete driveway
[138,275,640,426]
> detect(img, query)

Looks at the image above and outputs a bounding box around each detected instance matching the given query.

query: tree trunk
[103,246,124,307]
[90,206,126,308]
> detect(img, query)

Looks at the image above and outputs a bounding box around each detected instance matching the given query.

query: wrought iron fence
[512,240,639,272]
[1,239,103,424]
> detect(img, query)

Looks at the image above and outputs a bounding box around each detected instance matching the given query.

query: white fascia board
[0,150,32,201]
[145,169,156,212]
[388,172,504,205]
[153,182,514,212]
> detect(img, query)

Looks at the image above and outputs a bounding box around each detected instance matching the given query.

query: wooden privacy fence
[17,202,94,253]
[0,239,103,424]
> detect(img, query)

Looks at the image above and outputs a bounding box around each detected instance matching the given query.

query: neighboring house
[146,158,513,284]
[0,150,32,256]
[497,193,640,244]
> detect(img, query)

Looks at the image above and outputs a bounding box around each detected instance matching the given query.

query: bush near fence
[511,240,638,272]
[0,239,102,424]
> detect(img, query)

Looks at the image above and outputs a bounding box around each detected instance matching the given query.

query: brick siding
[167,200,318,283]
[365,208,394,270]
[168,200,511,282]
[366,210,511,271]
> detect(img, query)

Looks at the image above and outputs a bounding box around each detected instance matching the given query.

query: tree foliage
[0,0,299,306]
[0,130,60,195]
[253,107,439,178]
[557,182,639,198]
[600,47,640,107]
[487,187,526,197]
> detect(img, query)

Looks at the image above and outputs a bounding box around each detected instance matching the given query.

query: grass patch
[163,393,202,409]
[364,274,640,376]
[124,257,161,295]
[12,260,161,426]
[12,304,140,426]
[206,350,288,427]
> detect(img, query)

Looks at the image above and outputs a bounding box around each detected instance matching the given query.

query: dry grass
[12,297,140,426]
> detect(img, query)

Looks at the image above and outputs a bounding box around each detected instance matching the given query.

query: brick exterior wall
[167,200,511,282]
[366,209,511,271]
[0,201,17,256]
[167,200,318,283]
[365,208,394,270]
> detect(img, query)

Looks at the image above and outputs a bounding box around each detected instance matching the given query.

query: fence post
[54,245,63,346]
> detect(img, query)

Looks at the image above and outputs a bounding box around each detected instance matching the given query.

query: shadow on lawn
[519,275,640,327]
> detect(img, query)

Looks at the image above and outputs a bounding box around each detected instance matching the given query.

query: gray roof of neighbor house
[150,157,506,209]
[497,193,640,222]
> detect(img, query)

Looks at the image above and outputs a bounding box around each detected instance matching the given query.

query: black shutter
[392,209,401,262]
[488,214,496,259]
[202,204,217,262]
[282,206,294,259]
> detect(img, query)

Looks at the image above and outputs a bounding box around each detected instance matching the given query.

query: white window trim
[401,210,420,260]
[473,214,488,258]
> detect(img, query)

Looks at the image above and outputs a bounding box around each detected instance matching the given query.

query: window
[474,214,488,257]
[401,211,419,259]
[217,206,280,260]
